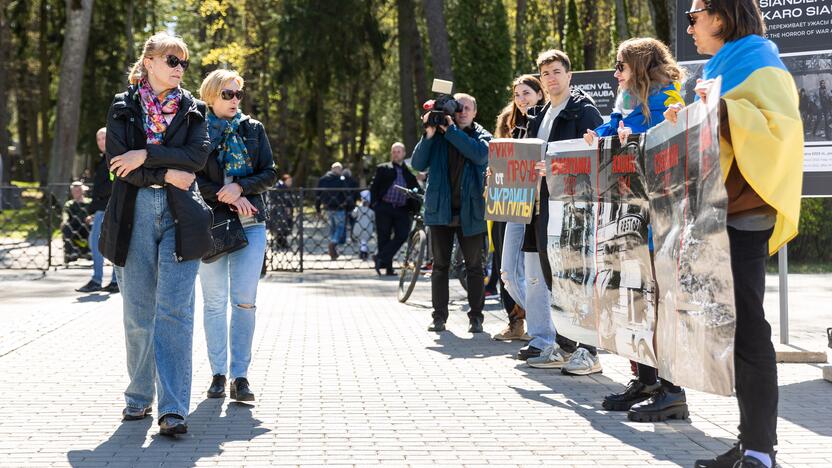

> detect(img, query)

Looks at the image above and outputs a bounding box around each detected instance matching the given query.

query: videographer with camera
[411,88,491,334]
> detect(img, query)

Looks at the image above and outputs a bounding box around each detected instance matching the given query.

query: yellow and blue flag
[703,34,804,255]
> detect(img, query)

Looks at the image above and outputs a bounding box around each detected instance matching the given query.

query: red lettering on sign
[489,142,515,159]
[654,145,679,174]
[551,157,591,175]
[613,155,636,174]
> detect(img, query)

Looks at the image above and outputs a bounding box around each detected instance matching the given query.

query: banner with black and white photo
[676,0,832,195]
[545,80,736,396]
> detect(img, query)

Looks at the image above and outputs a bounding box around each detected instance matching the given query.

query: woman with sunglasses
[489,74,546,342]
[583,37,689,422]
[101,32,211,436]
[197,69,276,403]
[665,2,803,467]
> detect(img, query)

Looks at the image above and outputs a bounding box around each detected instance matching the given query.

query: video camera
[422,79,461,128]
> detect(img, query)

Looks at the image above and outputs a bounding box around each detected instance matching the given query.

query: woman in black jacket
[196,69,277,403]
[101,32,211,436]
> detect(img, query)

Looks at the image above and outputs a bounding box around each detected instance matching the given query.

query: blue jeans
[524,251,556,350]
[89,210,117,285]
[500,222,526,310]
[116,188,200,419]
[328,210,346,244]
[199,224,266,380]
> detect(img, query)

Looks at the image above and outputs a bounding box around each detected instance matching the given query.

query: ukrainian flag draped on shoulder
[703,34,803,255]
[594,82,684,136]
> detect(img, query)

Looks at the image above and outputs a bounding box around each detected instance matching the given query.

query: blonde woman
[101,32,210,436]
[197,69,276,403]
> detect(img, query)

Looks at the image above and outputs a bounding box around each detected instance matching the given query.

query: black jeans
[729,226,777,453]
[429,225,485,323]
[489,221,518,319]
[374,202,412,269]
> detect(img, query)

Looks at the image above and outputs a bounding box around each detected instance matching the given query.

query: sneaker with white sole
[527,345,572,368]
[561,348,602,375]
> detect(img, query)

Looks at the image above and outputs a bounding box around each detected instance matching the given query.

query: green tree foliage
[445,0,512,132]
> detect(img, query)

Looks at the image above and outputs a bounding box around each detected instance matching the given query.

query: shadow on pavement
[777,377,832,438]
[66,399,269,467]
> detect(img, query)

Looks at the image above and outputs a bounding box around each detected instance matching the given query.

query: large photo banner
[485,138,546,223]
[675,0,832,195]
[545,79,736,396]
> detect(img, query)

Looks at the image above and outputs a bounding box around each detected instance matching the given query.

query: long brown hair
[618,38,685,121]
[494,74,545,138]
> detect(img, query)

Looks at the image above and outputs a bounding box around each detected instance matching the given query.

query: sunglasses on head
[615,61,625,73]
[164,54,189,70]
[221,89,245,101]
[685,7,710,27]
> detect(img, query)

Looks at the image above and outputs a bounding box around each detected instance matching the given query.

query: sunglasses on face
[220,89,245,101]
[685,7,710,27]
[615,61,625,73]
[164,54,189,70]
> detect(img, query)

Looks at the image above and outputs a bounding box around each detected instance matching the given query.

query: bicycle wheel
[398,230,427,303]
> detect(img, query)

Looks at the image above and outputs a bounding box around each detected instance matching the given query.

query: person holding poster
[666,2,804,467]
[491,75,546,342]
[583,38,691,423]
[520,49,604,371]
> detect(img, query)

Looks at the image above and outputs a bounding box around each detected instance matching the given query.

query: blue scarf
[207,110,253,177]
[594,82,684,137]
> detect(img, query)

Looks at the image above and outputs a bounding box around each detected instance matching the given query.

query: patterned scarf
[207,110,253,177]
[138,78,181,145]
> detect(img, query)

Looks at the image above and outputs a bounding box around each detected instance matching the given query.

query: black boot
[230,378,255,402]
[428,320,446,332]
[516,345,542,360]
[627,388,688,422]
[206,374,226,398]
[468,316,483,333]
[158,414,188,436]
[602,379,660,411]
[694,443,743,468]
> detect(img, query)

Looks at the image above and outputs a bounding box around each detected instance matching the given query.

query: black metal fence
[0,185,396,272]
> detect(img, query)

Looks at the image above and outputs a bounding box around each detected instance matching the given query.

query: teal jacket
[410,122,491,236]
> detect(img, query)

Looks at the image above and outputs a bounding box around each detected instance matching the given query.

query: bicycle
[395,185,427,303]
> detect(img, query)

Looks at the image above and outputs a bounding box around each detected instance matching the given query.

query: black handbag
[202,205,248,263]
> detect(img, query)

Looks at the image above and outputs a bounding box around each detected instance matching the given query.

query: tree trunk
[398,0,417,154]
[582,0,597,70]
[646,0,670,45]
[126,0,135,65]
[556,0,565,50]
[357,84,371,186]
[39,0,51,185]
[411,20,428,107]
[668,0,677,55]
[514,0,527,73]
[614,0,629,42]
[422,0,453,81]
[48,0,94,186]
[0,5,11,187]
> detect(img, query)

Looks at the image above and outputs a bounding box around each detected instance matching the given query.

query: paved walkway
[0,268,829,467]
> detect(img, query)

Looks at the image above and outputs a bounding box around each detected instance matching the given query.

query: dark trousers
[489,221,518,319]
[729,226,777,453]
[374,202,412,269]
[429,225,485,323]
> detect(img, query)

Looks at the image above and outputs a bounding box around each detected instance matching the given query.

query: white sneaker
[527,345,572,369]
[561,348,602,375]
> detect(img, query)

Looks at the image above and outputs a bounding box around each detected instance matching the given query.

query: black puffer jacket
[196,113,277,221]
[100,85,212,266]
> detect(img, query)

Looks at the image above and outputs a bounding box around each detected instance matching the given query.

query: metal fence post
[778,244,789,345]
[298,188,304,273]
[46,187,53,270]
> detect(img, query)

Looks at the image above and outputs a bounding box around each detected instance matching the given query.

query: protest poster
[485,138,546,223]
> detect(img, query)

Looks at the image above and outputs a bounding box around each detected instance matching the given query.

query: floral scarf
[138,78,181,145]
[207,110,253,177]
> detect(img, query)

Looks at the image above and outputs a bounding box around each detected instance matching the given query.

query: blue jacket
[410,122,491,236]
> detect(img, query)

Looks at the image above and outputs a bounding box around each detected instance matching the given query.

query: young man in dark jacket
[411,93,491,334]
[521,49,605,375]
[77,128,119,293]
[369,142,420,276]
[315,162,350,259]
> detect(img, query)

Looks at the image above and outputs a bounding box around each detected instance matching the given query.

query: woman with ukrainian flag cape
[666,2,804,468]
[583,37,691,425]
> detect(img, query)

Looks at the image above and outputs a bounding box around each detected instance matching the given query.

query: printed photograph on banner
[485,138,546,223]
[644,82,736,396]
[594,134,657,368]
[571,70,619,122]
[545,138,599,347]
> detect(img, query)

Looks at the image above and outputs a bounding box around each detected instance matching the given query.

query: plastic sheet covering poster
[644,77,735,396]
[545,138,599,347]
[485,138,546,223]
[595,135,658,368]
